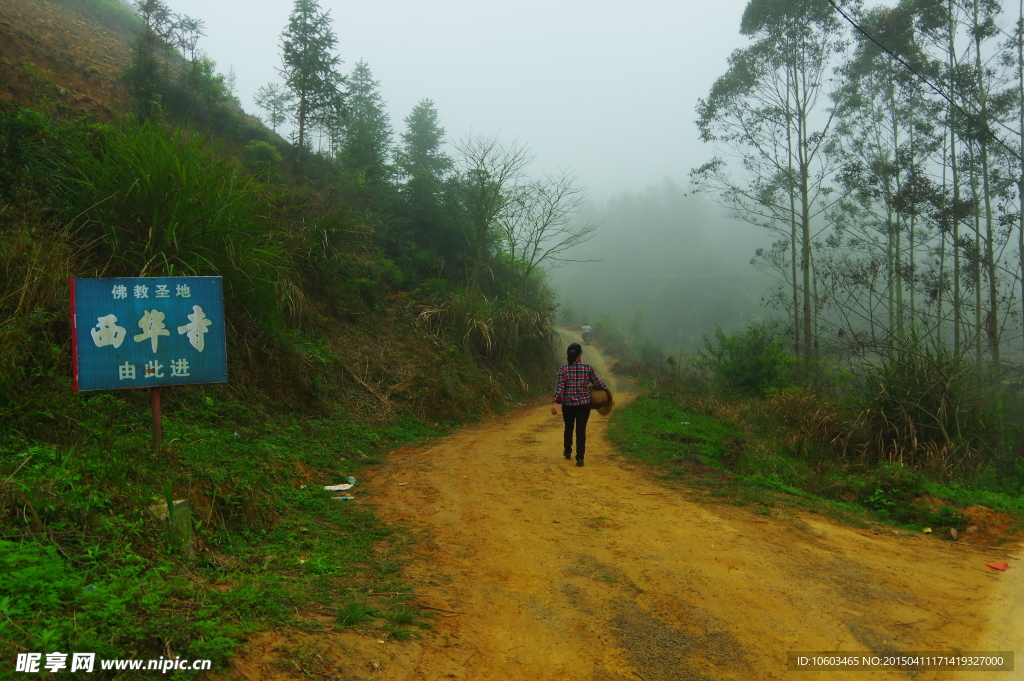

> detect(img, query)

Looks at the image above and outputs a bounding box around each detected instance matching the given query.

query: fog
[550,180,775,351]
[161,0,776,347]
[166,0,751,201]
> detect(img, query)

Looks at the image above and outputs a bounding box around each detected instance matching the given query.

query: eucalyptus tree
[829,2,944,342]
[913,0,1021,364]
[694,0,855,361]
[279,0,345,170]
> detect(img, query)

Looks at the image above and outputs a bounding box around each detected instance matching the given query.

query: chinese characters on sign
[71,277,227,391]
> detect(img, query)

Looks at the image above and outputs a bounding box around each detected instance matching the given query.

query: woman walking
[551,342,607,467]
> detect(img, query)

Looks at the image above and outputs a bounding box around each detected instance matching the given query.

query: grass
[606,390,1012,533]
[0,395,448,677]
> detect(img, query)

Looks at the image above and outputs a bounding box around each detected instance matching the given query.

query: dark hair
[567,343,582,363]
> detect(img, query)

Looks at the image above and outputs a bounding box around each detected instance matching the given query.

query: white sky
[166,0,752,201]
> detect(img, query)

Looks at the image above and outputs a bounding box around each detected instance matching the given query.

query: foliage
[850,337,999,474]
[241,140,283,181]
[53,120,289,328]
[698,323,792,398]
[280,0,345,161]
[0,103,48,200]
[337,60,393,184]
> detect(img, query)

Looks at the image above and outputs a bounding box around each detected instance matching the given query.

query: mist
[163,0,751,201]
[549,180,776,351]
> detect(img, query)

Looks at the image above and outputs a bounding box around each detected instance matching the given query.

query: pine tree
[254,83,293,133]
[395,99,453,254]
[279,0,344,169]
[338,60,393,183]
[126,0,174,119]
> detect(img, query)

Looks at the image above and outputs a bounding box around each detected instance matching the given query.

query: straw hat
[589,387,615,416]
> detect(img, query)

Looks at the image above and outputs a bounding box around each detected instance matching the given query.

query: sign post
[151,387,162,454]
[70,276,228,454]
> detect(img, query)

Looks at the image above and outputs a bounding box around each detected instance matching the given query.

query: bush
[850,335,998,474]
[698,323,792,398]
[241,140,282,182]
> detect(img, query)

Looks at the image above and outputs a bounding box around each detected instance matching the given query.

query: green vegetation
[0,0,579,672]
[1,399,440,672]
[697,323,792,398]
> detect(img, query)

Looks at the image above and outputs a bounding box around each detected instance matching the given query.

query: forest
[681,0,1024,487]
[4,0,1024,674]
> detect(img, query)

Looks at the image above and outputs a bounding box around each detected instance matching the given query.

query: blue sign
[71,277,227,392]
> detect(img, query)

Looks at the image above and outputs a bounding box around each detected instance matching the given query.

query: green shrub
[698,323,792,398]
[241,140,282,182]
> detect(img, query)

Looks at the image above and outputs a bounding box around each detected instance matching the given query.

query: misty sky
[166,0,751,201]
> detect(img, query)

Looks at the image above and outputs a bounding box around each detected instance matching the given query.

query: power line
[825,0,1024,165]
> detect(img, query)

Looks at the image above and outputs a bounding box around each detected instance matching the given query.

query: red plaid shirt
[552,361,607,407]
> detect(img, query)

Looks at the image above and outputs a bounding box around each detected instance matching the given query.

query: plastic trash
[922,527,932,533]
[347,476,356,485]
[680,422,690,426]
[324,483,353,491]
[83,585,97,593]
[986,562,1011,571]
[332,496,356,501]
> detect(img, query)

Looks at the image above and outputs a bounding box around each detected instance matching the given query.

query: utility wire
[825,0,1024,165]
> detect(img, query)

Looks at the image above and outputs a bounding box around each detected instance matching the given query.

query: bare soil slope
[0,0,131,113]
[230,333,1023,680]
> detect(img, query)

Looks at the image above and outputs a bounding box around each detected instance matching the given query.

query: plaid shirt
[552,361,607,407]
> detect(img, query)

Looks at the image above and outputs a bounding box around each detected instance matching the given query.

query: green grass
[0,395,448,677]
[606,392,744,472]
[606,391,1009,533]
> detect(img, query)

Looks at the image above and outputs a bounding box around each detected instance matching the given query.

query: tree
[497,169,599,294]
[254,83,293,133]
[337,60,393,183]
[171,13,205,100]
[694,0,852,362]
[395,99,453,255]
[279,0,345,170]
[126,0,174,119]
[448,134,532,293]
[828,3,940,345]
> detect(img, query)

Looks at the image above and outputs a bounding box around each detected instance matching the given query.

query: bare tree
[449,134,532,293]
[497,169,599,294]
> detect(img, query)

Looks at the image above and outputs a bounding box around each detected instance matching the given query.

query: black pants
[562,403,591,460]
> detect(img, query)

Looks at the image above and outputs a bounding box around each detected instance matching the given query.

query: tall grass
[416,291,554,368]
[53,120,292,329]
[849,339,999,475]
[634,328,1005,484]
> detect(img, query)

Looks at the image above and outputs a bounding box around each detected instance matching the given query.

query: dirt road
[233,331,1024,680]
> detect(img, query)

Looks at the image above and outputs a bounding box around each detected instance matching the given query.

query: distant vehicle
[581,324,593,345]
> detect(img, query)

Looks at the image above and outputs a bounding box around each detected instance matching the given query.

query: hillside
[0,0,561,675]
[0,0,132,113]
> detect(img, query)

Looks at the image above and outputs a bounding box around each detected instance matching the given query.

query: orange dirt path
[229,331,1024,680]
